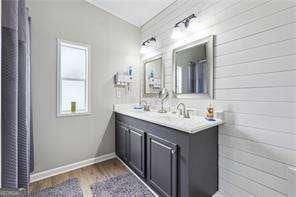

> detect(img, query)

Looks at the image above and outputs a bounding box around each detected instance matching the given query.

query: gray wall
[141,0,296,196]
[28,0,141,173]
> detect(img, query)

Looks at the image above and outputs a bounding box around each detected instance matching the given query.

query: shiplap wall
[141,0,296,196]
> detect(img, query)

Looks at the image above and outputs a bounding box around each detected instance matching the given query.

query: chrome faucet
[140,100,150,111]
[176,103,190,118]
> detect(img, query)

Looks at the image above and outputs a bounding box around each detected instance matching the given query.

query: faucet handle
[178,108,183,115]
[185,109,195,118]
[144,105,150,111]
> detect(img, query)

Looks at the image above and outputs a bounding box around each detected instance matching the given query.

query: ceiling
[85,0,176,27]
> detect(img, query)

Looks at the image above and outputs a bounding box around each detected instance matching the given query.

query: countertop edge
[114,110,222,134]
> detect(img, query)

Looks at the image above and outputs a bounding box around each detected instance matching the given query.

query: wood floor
[29,158,128,196]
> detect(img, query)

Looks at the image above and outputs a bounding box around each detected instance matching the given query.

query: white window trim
[56,38,91,117]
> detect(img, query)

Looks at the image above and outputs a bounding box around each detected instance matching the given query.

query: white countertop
[114,104,223,134]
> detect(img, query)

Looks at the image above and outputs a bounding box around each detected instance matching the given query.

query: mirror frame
[172,35,214,99]
[143,54,164,97]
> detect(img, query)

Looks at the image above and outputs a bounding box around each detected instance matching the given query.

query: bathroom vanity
[114,107,222,197]
[114,35,219,197]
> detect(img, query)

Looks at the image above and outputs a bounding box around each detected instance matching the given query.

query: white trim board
[30,152,116,183]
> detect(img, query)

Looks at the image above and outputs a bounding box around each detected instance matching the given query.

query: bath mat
[91,173,154,197]
[30,178,83,197]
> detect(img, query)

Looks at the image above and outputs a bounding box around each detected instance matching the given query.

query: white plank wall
[141,0,296,196]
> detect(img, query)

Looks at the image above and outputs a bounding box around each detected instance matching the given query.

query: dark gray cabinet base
[147,133,177,197]
[128,127,145,178]
[115,112,218,197]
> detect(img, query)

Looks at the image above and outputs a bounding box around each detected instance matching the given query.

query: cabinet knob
[171,149,176,154]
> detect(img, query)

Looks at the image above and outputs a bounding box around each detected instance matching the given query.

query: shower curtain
[2,0,34,189]
[196,60,207,94]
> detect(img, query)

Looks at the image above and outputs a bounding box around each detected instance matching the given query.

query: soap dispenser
[206,103,215,121]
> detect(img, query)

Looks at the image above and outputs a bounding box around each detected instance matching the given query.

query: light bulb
[140,44,149,54]
[149,39,157,49]
[188,17,199,32]
[171,25,184,40]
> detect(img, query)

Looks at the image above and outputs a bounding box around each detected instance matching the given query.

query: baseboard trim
[30,152,116,183]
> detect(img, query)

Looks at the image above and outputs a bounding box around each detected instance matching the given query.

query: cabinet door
[115,121,128,161]
[128,127,145,178]
[147,134,177,197]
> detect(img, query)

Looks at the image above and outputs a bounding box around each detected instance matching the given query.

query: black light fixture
[171,14,197,39]
[141,37,156,46]
[175,14,196,28]
[140,37,156,54]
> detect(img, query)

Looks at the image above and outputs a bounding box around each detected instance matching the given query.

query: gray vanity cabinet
[128,127,146,178]
[147,134,177,197]
[115,112,218,197]
[115,121,128,162]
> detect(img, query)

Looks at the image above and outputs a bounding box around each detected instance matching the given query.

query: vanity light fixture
[140,37,156,54]
[171,14,197,39]
[171,25,184,40]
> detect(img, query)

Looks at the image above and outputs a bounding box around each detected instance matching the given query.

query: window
[57,39,90,116]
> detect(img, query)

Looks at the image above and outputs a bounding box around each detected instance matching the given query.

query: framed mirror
[173,35,214,99]
[143,55,163,96]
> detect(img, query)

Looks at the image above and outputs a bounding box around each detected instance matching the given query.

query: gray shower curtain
[2,0,34,189]
[196,60,207,94]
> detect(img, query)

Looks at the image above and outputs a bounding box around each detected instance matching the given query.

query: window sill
[57,112,92,117]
